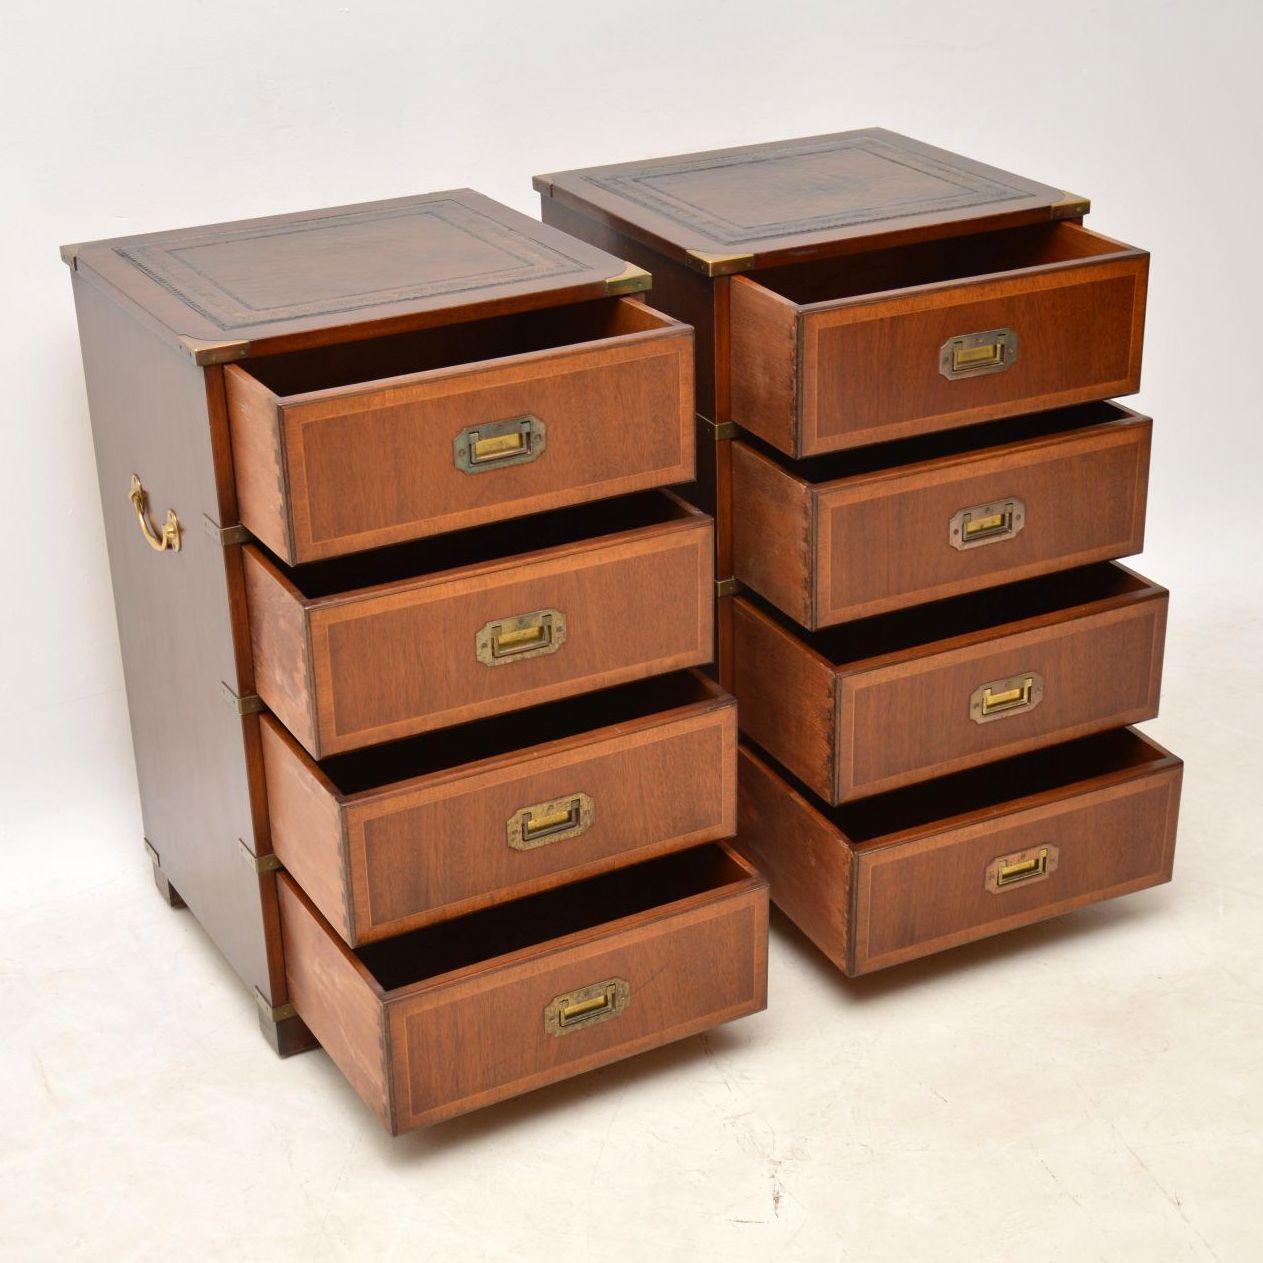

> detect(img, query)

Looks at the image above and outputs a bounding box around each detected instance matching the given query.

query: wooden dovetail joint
[1050,191,1091,220]
[685,249,756,277]
[603,262,652,296]
[176,335,251,366]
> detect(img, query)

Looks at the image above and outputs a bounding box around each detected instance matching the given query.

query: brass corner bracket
[220,682,265,716]
[203,515,251,547]
[254,988,297,1024]
[699,415,738,441]
[1050,191,1091,220]
[685,248,755,277]
[604,262,652,296]
[176,335,251,366]
[239,840,282,874]
[716,578,740,599]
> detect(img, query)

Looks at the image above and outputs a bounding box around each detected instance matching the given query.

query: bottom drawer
[736,729,1181,976]
[278,845,768,1132]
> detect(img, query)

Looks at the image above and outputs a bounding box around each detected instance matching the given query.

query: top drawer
[226,298,693,564]
[729,222,1147,458]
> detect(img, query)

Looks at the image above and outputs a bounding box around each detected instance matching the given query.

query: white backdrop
[3,4,1261,1260]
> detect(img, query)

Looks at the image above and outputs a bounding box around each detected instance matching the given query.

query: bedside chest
[64,191,766,1131]
[536,129,1182,973]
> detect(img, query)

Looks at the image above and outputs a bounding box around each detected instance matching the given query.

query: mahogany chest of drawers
[537,128,1182,973]
[64,191,766,1131]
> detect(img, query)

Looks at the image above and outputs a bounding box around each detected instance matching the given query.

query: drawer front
[838,593,1168,800]
[229,330,694,564]
[307,522,711,754]
[348,702,737,941]
[852,764,1181,974]
[385,889,768,1130]
[814,419,1150,624]
[801,258,1147,455]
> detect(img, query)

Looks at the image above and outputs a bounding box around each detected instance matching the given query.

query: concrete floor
[3,576,1259,1262]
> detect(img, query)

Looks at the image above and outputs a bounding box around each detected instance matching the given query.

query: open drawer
[226,297,694,563]
[729,221,1147,457]
[244,491,713,757]
[262,671,736,945]
[733,564,1167,803]
[732,402,1150,627]
[278,844,768,1131]
[735,731,1181,976]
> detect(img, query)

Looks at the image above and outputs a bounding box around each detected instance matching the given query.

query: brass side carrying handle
[507,793,594,851]
[970,672,1044,724]
[940,327,1018,380]
[986,845,1059,893]
[544,978,629,1036]
[949,497,1025,551]
[454,414,546,474]
[129,474,181,552]
[475,608,567,666]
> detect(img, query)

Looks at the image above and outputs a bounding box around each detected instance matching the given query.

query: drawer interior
[319,669,724,794]
[355,844,750,991]
[750,400,1133,485]
[829,729,1169,845]
[240,297,671,396]
[784,562,1155,667]
[274,490,695,599]
[749,222,1130,306]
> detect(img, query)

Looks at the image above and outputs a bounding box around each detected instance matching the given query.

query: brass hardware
[1050,192,1091,220]
[698,415,738,441]
[685,248,756,277]
[508,793,595,851]
[143,838,161,866]
[603,262,653,296]
[986,845,1059,893]
[176,335,251,365]
[970,672,1045,724]
[939,328,1018,380]
[129,474,181,552]
[220,682,265,715]
[203,515,250,546]
[475,608,567,666]
[254,988,297,1024]
[949,497,1026,551]
[716,577,739,599]
[239,839,282,874]
[453,415,546,474]
[544,977,630,1036]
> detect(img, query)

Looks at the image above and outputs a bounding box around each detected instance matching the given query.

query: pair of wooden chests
[65,129,1181,1133]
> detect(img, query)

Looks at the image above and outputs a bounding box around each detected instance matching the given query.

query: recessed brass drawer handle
[970,671,1044,724]
[940,327,1018,380]
[949,497,1025,551]
[986,845,1059,893]
[128,474,181,552]
[544,977,629,1036]
[507,793,595,851]
[475,608,567,666]
[453,414,546,474]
